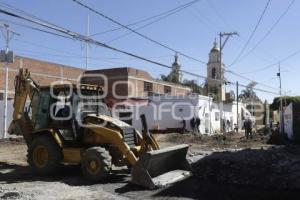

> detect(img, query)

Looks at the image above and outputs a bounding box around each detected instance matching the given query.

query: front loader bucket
[131,144,191,189]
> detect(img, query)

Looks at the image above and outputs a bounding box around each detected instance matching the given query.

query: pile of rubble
[192,145,300,189]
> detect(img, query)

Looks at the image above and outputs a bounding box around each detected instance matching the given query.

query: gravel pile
[192,145,300,189]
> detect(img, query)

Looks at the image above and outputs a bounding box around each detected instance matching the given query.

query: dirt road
[1,132,300,200]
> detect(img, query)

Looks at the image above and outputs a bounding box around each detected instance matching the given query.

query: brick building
[1,56,191,101]
[82,67,192,100]
[0,56,84,99]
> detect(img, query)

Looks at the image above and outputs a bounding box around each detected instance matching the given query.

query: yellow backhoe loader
[8,68,191,189]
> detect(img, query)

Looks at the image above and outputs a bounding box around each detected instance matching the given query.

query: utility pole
[219,32,238,133]
[236,81,239,132]
[85,14,90,70]
[277,63,283,133]
[0,24,19,138]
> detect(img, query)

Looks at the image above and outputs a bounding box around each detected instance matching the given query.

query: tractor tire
[27,134,63,175]
[81,147,112,181]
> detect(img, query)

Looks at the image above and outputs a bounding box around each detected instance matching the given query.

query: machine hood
[86,113,131,128]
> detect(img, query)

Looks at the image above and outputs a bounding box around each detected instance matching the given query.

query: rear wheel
[81,147,112,181]
[28,134,63,175]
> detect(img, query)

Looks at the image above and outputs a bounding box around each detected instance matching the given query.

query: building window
[164,86,171,94]
[144,81,153,92]
[212,67,216,79]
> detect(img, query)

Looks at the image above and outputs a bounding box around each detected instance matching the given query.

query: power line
[231,0,295,66]
[229,0,271,67]
[105,1,199,44]
[0,7,208,79]
[241,46,300,74]
[225,69,278,91]
[15,47,171,66]
[205,0,232,30]
[13,36,173,61]
[71,0,207,65]
[0,18,73,39]
[231,82,278,95]
[90,0,201,37]
[0,2,71,33]
[14,50,128,66]
[0,6,279,96]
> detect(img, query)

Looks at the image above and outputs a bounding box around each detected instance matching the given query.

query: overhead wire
[0,7,208,79]
[0,18,73,39]
[68,0,282,94]
[105,1,200,44]
[241,46,300,74]
[232,82,278,95]
[225,69,278,91]
[12,36,173,61]
[90,0,202,37]
[0,6,279,96]
[71,0,207,64]
[229,0,271,67]
[237,0,296,64]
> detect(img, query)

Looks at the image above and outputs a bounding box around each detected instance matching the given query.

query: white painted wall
[116,94,253,134]
[0,100,14,138]
[284,103,293,140]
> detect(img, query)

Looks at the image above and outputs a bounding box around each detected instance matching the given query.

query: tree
[238,87,259,102]
[182,79,202,94]
[270,96,300,110]
[160,74,168,82]
[159,73,180,84]
[159,74,203,94]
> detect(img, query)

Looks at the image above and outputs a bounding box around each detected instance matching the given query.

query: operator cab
[28,84,109,143]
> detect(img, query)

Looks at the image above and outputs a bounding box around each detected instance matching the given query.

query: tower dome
[210,38,220,52]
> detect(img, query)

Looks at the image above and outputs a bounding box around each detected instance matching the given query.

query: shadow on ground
[153,176,300,200]
[0,162,129,186]
[152,145,300,200]
[2,145,300,200]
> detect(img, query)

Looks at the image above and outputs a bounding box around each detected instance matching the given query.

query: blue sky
[0,0,299,102]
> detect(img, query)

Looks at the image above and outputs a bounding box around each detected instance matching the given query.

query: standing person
[234,123,238,133]
[223,119,226,133]
[190,117,195,134]
[181,118,187,134]
[243,119,248,138]
[244,118,253,139]
[195,117,201,134]
[249,119,253,139]
[226,119,231,132]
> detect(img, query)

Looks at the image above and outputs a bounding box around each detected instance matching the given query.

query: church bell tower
[206,39,225,101]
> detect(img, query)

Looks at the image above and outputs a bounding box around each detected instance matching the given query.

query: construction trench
[1,130,300,200]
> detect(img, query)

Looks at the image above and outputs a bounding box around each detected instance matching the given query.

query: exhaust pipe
[131,144,191,189]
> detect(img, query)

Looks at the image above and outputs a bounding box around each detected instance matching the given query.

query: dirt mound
[267,130,289,145]
[192,145,300,189]
[155,133,204,144]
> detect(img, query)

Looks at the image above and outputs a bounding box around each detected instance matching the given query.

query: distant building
[119,94,252,134]
[0,56,83,100]
[169,53,182,83]
[0,56,191,102]
[82,67,191,101]
[206,40,225,101]
[243,99,269,126]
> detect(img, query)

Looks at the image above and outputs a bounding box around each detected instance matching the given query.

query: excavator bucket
[131,144,191,189]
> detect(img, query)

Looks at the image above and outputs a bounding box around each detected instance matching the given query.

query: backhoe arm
[12,68,39,120]
[8,68,39,144]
